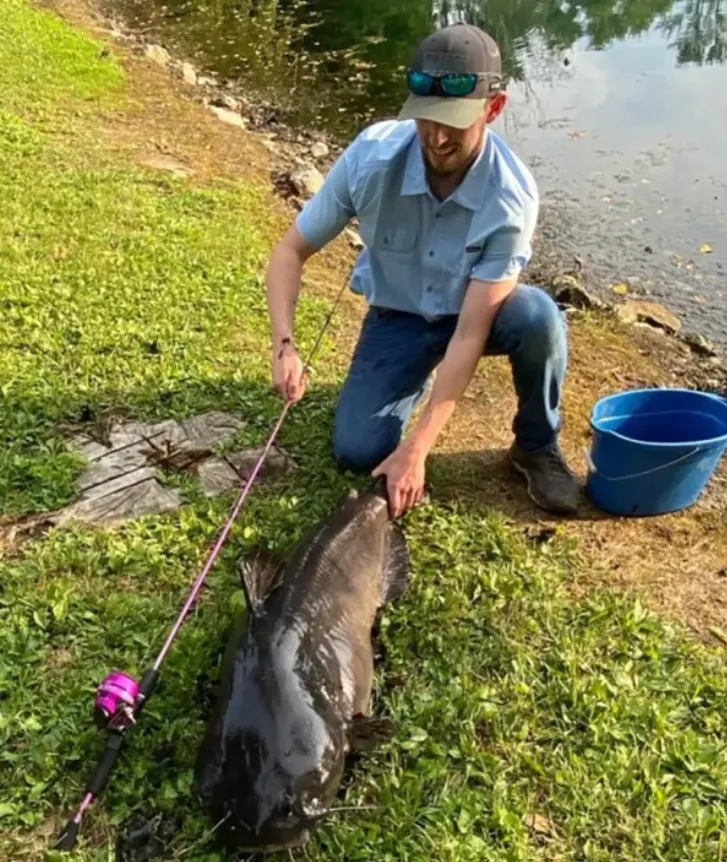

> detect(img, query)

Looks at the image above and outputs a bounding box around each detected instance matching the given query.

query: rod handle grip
[87,732,124,795]
[54,819,80,851]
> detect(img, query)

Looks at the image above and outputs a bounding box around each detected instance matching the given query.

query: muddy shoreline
[81,2,727,396]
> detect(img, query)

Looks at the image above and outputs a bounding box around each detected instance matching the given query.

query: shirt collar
[401,136,429,198]
[400,129,492,212]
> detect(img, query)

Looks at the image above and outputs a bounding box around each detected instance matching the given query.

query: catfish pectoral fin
[369,474,388,500]
[380,522,410,605]
[347,714,396,751]
[238,547,284,615]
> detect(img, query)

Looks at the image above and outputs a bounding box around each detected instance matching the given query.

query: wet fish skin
[194,481,409,854]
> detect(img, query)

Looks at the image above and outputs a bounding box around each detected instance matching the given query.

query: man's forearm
[266,238,305,346]
[403,279,515,456]
[405,333,486,454]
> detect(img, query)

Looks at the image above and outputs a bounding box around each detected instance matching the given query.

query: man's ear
[485,92,508,124]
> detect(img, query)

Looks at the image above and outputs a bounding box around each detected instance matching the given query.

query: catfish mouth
[220,817,311,854]
[212,801,317,855]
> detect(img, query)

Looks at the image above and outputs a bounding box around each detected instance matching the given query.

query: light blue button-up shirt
[296,119,539,321]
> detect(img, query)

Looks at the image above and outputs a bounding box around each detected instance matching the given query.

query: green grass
[1,3,727,861]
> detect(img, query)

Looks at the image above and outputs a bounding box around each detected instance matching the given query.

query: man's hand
[272,342,306,403]
[370,277,518,518]
[372,444,427,519]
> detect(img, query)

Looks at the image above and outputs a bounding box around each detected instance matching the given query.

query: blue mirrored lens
[441,74,477,96]
[408,71,433,96]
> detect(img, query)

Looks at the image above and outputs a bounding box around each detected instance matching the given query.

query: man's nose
[430,123,451,148]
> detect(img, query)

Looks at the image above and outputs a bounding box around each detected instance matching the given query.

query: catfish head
[197,673,394,854]
[199,699,342,852]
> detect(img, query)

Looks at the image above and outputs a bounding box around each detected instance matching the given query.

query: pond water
[110,0,727,341]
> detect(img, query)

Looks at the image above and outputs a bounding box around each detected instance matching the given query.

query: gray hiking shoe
[509,442,581,515]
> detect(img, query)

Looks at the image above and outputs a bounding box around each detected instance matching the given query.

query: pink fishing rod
[55,276,349,852]
[153,401,292,673]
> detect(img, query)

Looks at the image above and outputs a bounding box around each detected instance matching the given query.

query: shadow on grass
[0,372,341,521]
[110,380,615,529]
[2,368,622,531]
[426,448,623,525]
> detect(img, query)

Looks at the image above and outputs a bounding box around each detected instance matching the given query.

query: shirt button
[435,213,441,219]
[426,285,433,292]
[428,250,435,257]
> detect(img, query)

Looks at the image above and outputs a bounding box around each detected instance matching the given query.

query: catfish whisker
[176,812,232,858]
[326,805,380,814]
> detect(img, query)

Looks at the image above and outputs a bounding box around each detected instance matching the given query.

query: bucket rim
[589,387,727,449]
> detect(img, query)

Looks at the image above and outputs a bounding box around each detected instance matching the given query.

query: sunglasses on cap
[407,69,503,98]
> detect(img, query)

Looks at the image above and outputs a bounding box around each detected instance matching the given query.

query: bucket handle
[583,446,701,482]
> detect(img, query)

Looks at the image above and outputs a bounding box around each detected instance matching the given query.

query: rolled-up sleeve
[295,143,357,250]
[470,193,539,284]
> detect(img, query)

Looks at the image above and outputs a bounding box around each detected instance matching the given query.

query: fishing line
[54,268,353,852]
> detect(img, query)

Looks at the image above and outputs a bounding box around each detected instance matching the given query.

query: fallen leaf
[457,809,472,833]
[695,294,706,303]
[569,130,586,140]
[611,283,629,295]
[524,813,556,835]
[137,153,192,178]
[700,243,713,254]
[524,525,557,544]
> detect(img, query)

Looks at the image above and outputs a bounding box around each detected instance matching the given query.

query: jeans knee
[332,419,398,474]
[512,285,566,361]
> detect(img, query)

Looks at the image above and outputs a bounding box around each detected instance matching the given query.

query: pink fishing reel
[94,671,140,730]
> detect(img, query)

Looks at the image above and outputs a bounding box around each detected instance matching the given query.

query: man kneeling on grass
[265,22,580,519]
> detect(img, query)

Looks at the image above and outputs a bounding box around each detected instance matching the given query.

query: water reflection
[660,0,727,64]
[108,0,727,136]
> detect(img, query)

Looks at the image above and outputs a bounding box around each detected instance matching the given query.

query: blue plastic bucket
[586,388,727,516]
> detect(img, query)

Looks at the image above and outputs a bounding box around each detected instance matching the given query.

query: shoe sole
[509,455,578,516]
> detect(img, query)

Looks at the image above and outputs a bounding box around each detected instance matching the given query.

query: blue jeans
[332,283,568,472]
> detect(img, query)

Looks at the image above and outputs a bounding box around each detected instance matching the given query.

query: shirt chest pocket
[371,221,418,254]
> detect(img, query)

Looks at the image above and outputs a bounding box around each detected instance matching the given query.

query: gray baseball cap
[398,23,504,129]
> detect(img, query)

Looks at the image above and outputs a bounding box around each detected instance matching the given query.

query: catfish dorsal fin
[238,548,284,616]
[380,522,410,605]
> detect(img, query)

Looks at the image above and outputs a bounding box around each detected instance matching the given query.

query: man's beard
[422,150,462,178]
[423,146,476,179]
[425,161,459,178]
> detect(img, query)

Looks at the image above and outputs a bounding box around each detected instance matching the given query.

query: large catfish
[194,480,410,854]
